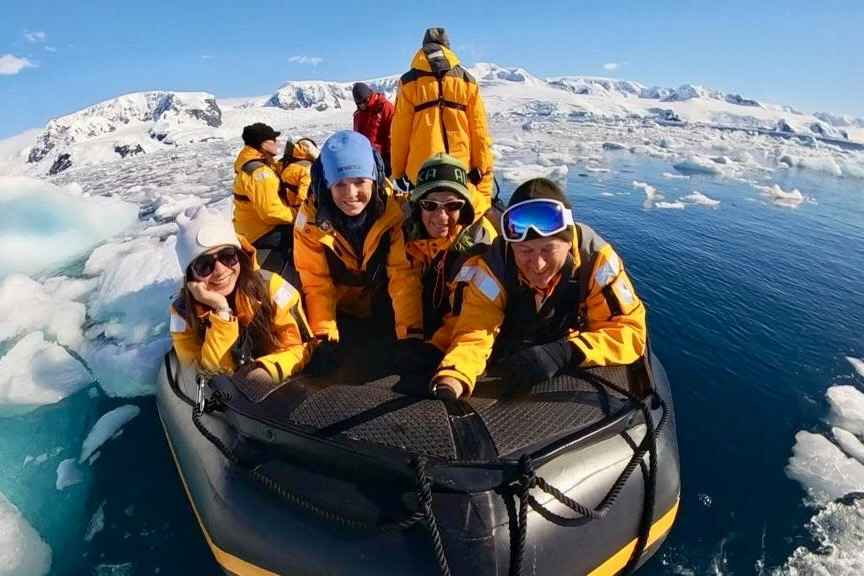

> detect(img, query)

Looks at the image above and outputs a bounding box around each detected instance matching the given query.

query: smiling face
[510,237,571,290]
[420,190,463,238]
[190,246,240,297]
[330,177,373,216]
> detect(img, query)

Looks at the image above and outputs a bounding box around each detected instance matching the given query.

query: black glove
[305,339,342,376]
[395,177,413,192]
[498,340,580,388]
[467,169,483,186]
[432,385,458,400]
[394,339,444,373]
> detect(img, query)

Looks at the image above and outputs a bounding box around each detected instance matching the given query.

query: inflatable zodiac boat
[156,340,679,576]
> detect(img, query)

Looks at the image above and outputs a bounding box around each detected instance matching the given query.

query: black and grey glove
[497,339,582,387]
[305,339,342,376]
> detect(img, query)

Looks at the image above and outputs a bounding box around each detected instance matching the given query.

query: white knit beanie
[175,205,241,273]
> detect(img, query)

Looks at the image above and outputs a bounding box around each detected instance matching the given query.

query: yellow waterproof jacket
[233,146,294,242]
[405,190,497,351]
[391,46,494,200]
[293,191,423,342]
[275,142,316,209]
[169,244,312,381]
[435,225,647,393]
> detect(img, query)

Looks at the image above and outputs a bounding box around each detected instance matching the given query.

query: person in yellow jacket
[429,178,647,399]
[275,137,319,212]
[390,27,495,203]
[403,153,496,363]
[233,122,295,272]
[293,130,424,372]
[170,205,311,385]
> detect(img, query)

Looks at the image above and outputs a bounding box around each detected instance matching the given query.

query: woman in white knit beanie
[169,205,312,385]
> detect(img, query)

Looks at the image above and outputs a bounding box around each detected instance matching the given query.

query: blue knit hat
[320,130,376,188]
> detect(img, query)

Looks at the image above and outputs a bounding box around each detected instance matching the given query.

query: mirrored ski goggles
[500,199,574,242]
[191,247,240,277]
[418,198,466,213]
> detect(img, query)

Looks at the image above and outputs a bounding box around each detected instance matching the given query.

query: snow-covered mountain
[7,63,864,178]
[26,92,221,175]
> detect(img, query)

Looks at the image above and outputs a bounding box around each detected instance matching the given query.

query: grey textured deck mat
[289,382,457,458]
[286,366,633,460]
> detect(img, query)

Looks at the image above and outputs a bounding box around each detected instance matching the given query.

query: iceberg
[0,492,51,576]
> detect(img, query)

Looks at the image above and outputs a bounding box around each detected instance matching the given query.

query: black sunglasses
[418,199,465,213]
[191,247,240,278]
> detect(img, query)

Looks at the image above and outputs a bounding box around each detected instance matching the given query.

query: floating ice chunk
[94,563,135,576]
[0,176,138,277]
[87,337,171,397]
[840,159,864,179]
[827,385,864,436]
[34,454,48,465]
[672,155,724,175]
[602,141,626,151]
[536,152,573,167]
[655,201,686,210]
[683,191,720,207]
[79,405,140,463]
[85,236,181,347]
[832,427,864,465]
[498,163,568,183]
[846,357,864,379]
[751,183,805,208]
[0,332,92,414]
[785,430,864,504]
[779,498,864,576]
[0,492,51,576]
[633,180,664,209]
[799,155,843,177]
[662,171,690,180]
[83,502,105,543]
[0,275,87,350]
[55,459,83,490]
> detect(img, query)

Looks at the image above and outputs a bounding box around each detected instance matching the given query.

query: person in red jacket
[352,82,394,177]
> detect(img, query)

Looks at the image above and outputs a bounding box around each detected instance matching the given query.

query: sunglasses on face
[500,199,574,242]
[190,247,240,278]
[418,199,466,213]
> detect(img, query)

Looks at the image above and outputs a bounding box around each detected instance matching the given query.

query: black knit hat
[241,123,280,148]
[352,82,372,105]
[422,27,450,48]
[507,178,573,242]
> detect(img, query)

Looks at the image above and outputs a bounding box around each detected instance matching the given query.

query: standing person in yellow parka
[293,130,425,374]
[390,27,494,206]
[429,178,647,399]
[233,123,295,273]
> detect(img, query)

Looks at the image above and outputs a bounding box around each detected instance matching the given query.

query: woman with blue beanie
[293,130,426,372]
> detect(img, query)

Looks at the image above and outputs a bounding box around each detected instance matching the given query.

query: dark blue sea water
[2,152,863,575]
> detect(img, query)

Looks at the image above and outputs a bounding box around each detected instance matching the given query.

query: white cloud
[200,54,212,60]
[288,55,323,66]
[0,54,37,76]
[23,30,46,43]
[603,62,620,71]
[44,46,57,53]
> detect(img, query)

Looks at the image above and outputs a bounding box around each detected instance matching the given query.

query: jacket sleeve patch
[472,270,500,301]
[594,256,621,288]
[169,314,187,333]
[611,277,638,313]
[273,282,298,309]
[454,265,477,283]
[254,170,274,181]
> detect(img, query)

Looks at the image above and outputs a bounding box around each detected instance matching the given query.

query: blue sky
[1,0,862,139]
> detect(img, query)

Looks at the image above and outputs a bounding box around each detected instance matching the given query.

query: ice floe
[0,492,51,576]
[0,176,138,277]
[751,183,806,208]
[682,191,721,207]
[0,332,92,415]
[79,405,141,463]
[55,458,84,490]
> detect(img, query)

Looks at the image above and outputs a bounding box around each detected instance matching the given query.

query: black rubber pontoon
[156,343,679,576]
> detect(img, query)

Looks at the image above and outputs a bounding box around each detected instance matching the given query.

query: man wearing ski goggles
[429,178,647,399]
